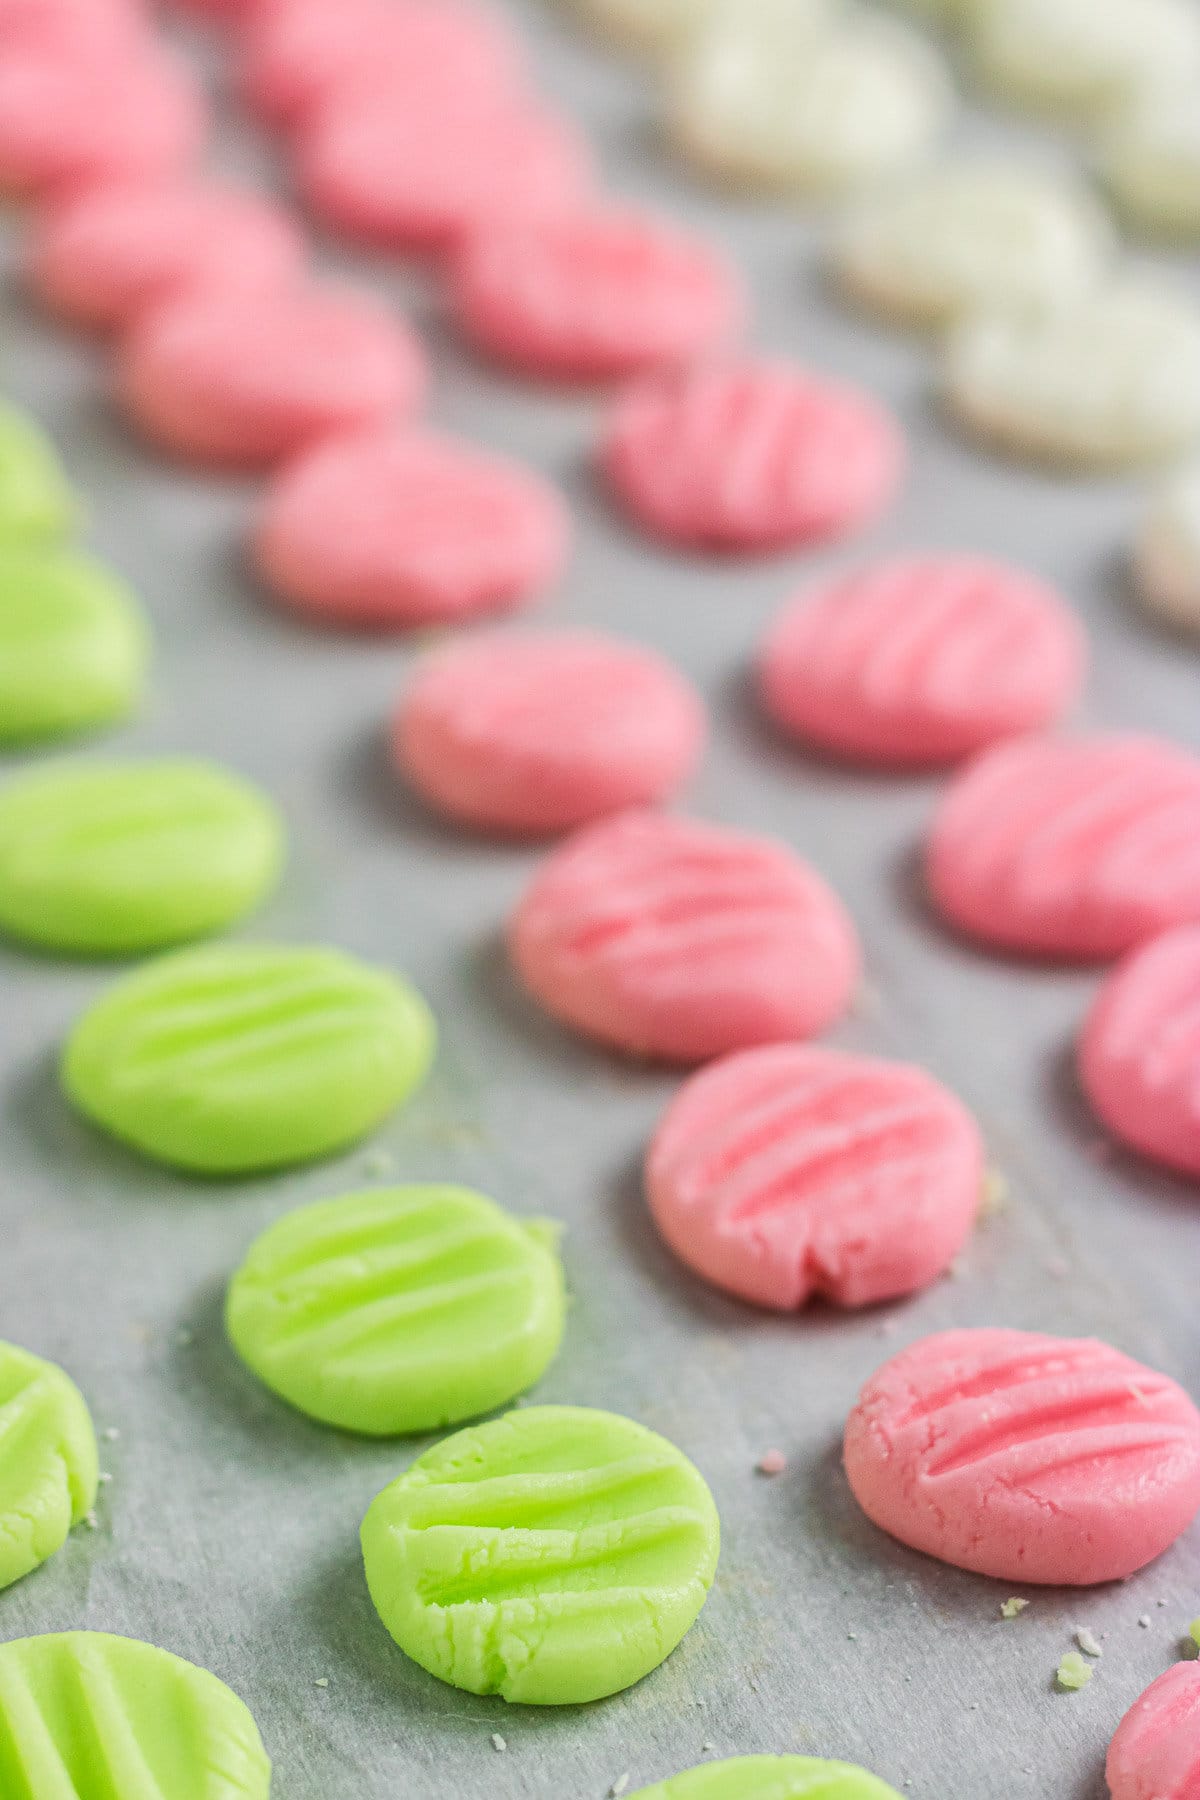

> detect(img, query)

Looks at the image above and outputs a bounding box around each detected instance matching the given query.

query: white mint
[1135,464,1200,634]
[668,5,952,195]
[943,282,1200,468]
[833,160,1112,327]
[1100,90,1200,243]
[970,0,1200,124]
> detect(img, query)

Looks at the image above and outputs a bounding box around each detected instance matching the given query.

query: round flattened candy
[843,1328,1200,1584]
[646,1044,983,1311]
[360,1404,720,1703]
[668,8,952,197]
[970,0,1200,124]
[394,630,705,834]
[452,207,744,381]
[1100,92,1200,245]
[0,0,144,57]
[118,286,425,468]
[602,360,903,553]
[0,758,284,955]
[31,180,307,333]
[832,162,1113,329]
[509,809,860,1062]
[628,1756,903,1800]
[0,403,76,546]
[759,555,1086,769]
[1135,464,1200,637]
[0,1632,270,1800]
[0,1341,96,1593]
[0,48,205,201]
[1107,1661,1200,1800]
[0,548,149,747]
[255,428,568,630]
[299,93,591,252]
[943,282,1200,470]
[62,941,436,1174]
[242,0,521,128]
[226,1184,566,1434]
[1079,924,1200,1178]
[926,733,1200,960]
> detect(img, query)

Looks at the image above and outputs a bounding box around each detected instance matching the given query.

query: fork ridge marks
[844,1328,1200,1584]
[360,1404,720,1704]
[629,1753,905,1799]
[602,360,903,552]
[926,732,1200,959]
[61,942,436,1175]
[759,555,1084,768]
[0,1342,97,1593]
[0,758,284,954]
[226,1184,566,1435]
[0,1631,271,1800]
[646,1044,983,1311]
[1080,922,1200,1177]
[509,810,860,1063]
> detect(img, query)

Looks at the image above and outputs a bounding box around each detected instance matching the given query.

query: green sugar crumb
[1056,1652,1093,1692]
[1190,1618,1200,1650]
[1001,1597,1029,1619]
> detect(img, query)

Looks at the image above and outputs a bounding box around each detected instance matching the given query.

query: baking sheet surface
[2,8,1199,1797]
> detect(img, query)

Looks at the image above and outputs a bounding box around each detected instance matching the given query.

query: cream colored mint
[0,1340,97,1592]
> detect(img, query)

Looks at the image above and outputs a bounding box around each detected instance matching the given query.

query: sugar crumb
[313,1678,329,1689]
[83,1511,99,1530]
[1001,1597,1029,1619]
[1074,1628,1102,1659]
[1056,1652,1093,1692]
[1189,1618,1200,1649]
[980,1169,1009,1217]
[491,1734,507,1753]
[610,1776,630,1797]
[102,1427,120,1441]
[757,1448,787,1476]
[1138,1615,1152,1629]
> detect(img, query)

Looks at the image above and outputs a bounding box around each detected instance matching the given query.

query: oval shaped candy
[926,733,1200,959]
[1079,924,1200,1178]
[629,1756,903,1799]
[759,555,1085,768]
[647,1044,983,1310]
[62,941,435,1174]
[602,359,903,554]
[299,92,591,252]
[119,285,426,469]
[1106,1660,1200,1800]
[844,1328,1200,1584]
[970,0,1200,124]
[0,1340,97,1593]
[394,630,705,834]
[227,1184,565,1434]
[255,428,568,629]
[1135,464,1200,637]
[360,1404,720,1703]
[0,403,76,545]
[31,179,307,333]
[0,548,149,747]
[453,207,744,381]
[0,1632,270,1800]
[509,809,860,1063]
[0,758,284,955]
[1100,92,1200,245]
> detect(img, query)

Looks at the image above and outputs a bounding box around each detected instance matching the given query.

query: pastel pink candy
[927,734,1200,960]
[0,48,205,200]
[453,208,744,381]
[299,94,590,251]
[844,1328,1200,1584]
[1107,1662,1200,1800]
[242,0,520,128]
[0,0,144,56]
[31,180,306,330]
[760,555,1086,767]
[602,360,903,552]
[509,809,860,1062]
[255,428,568,628]
[395,631,705,834]
[646,1044,982,1310]
[1080,924,1200,1178]
[119,286,425,467]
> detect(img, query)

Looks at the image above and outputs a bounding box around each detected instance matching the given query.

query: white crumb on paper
[1074,1628,1102,1658]
[491,1734,507,1752]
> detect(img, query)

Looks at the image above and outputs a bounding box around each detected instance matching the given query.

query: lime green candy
[0,548,148,746]
[361,1404,720,1705]
[0,403,76,545]
[629,1758,903,1799]
[0,1340,97,1593]
[0,1632,271,1800]
[62,942,435,1175]
[227,1185,565,1435]
[0,758,284,955]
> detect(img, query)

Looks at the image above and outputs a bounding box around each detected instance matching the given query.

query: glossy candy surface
[0,404,76,545]
[0,548,149,747]
[629,1757,903,1799]
[1106,1661,1200,1800]
[0,1341,96,1593]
